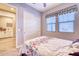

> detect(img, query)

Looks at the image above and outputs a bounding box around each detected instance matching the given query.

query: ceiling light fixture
[32,3,47,8]
[10,8,14,10]
[43,3,46,7]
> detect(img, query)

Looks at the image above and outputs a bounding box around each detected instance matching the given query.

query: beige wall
[42,3,79,40]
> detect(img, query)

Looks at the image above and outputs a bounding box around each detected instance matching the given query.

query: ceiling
[26,3,61,12]
[0,3,60,13]
[0,3,16,14]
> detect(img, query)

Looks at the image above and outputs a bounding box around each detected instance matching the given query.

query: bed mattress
[19,36,79,56]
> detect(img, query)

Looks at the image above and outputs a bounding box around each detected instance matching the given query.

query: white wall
[22,4,41,41]
[24,9,41,41]
[9,3,41,48]
[16,7,24,48]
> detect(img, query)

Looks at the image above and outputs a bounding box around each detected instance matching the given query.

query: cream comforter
[23,36,79,56]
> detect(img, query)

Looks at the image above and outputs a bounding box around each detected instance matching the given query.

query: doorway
[0,3,16,53]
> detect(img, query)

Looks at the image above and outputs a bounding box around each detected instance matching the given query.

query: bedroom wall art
[6,23,13,27]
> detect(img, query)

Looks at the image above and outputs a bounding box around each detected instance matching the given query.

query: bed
[19,36,79,56]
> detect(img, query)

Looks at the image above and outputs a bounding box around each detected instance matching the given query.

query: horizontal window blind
[46,5,78,33]
[58,5,77,32]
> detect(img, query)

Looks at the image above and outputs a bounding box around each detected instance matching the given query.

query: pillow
[39,36,48,43]
[72,42,79,48]
[19,44,29,55]
[72,39,79,44]
[19,44,34,56]
[25,36,48,46]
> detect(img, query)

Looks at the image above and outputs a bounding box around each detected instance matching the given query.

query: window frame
[58,12,76,33]
[58,21,75,33]
[45,5,77,33]
[46,16,56,32]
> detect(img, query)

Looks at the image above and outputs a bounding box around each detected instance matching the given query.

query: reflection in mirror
[0,16,14,38]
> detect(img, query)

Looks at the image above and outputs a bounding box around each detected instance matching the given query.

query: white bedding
[40,38,72,50]
[20,36,79,56]
[36,38,73,56]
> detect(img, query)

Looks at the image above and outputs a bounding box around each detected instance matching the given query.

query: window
[58,12,75,32]
[46,5,77,33]
[46,16,56,32]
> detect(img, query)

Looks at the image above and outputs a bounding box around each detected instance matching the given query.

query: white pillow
[25,36,48,45]
[72,42,79,48]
